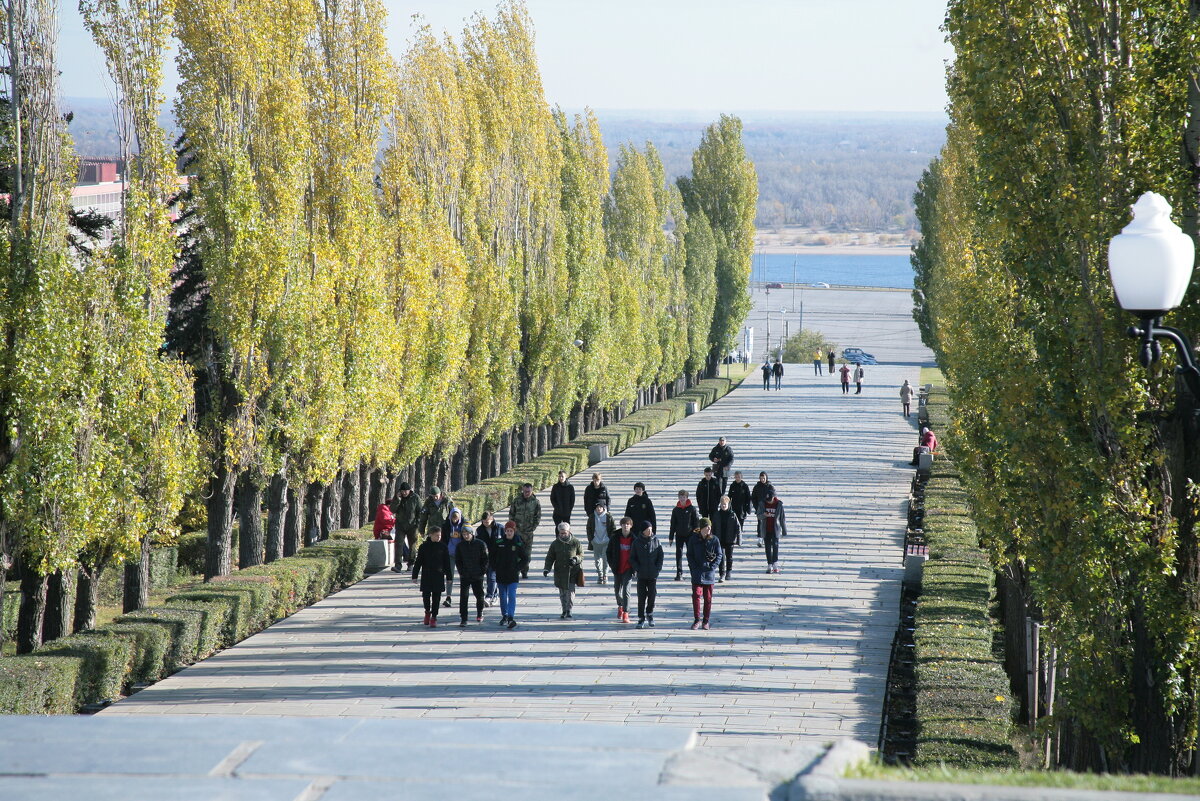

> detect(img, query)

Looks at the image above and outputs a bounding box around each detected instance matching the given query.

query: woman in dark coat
[686,518,723,630]
[411,527,452,627]
[711,495,741,582]
[491,521,528,629]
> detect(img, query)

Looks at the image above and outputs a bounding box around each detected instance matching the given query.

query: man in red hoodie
[606,517,637,623]
[670,489,700,582]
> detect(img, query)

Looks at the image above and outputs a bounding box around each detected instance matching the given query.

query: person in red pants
[686,518,723,630]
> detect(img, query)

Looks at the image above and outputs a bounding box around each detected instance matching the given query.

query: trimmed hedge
[36,631,134,706]
[116,606,205,673]
[913,384,1019,769]
[101,621,172,684]
[0,654,82,714]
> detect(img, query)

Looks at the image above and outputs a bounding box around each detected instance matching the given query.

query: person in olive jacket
[411,527,452,627]
[669,489,700,581]
[550,471,576,526]
[491,521,528,629]
[712,495,741,582]
[582,472,611,519]
[630,520,664,628]
[605,517,637,624]
[686,518,723,630]
[727,471,753,533]
[696,467,722,518]
[509,483,542,579]
[419,486,454,534]
[543,523,584,620]
[455,526,490,627]
[390,482,422,570]
[624,482,656,534]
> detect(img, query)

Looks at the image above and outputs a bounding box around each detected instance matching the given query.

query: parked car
[811,281,830,288]
[842,347,878,365]
[765,282,783,289]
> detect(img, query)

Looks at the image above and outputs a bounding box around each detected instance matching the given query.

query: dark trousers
[398,527,417,567]
[691,584,713,621]
[674,538,686,575]
[764,533,779,564]
[459,578,485,620]
[841,381,850,394]
[762,375,770,389]
[855,381,862,394]
[613,571,633,609]
[903,403,910,416]
[552,511,571,526]
[721,542,735,575]
[637,577,658,620]
[422,591,441,619]
[520,535,535,576]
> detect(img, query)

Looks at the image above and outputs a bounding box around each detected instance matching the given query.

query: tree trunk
[123,533,154,613]
[468,435,483,485]
[521,421,531,463]
[206,462,237,579]
[500,431,512,473]
[436,458,449,492]
[284,486,302,557]
[450,444,465,491]
[341,468,359,529]
[305,482,323,546]
[16,572,48,654]
[237,473,265,569]
[359,464,371,523]
[0,536,7,655]
[265,469,288,563]
[322,480,338,538]
[42,570,74,642]
[74,565,103,633]
[537,424,548,456]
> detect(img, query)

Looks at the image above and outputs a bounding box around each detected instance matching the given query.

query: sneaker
[690,620,700,630]
[564,613,574,620]
[766,567,773,574]
[484,598,493,607]
[430,618,437,628]
[636,620,645,629]
[702,621,711,630]
[718,575,725,583]
[459,620,468,628]
[498,616,508,626]
[476,614,483,623]
[757,539,763,548]
[560,613,567,620]
[423,613,430,626]
[442,597,452,607]
[391,566,404,573]
[675,572,683,581]
[507,618,517,630]
[648,617,655,628]
[616,607,624,620]
[599,576,607,585]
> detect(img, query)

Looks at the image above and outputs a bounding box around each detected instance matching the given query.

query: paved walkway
[106,354,924,750]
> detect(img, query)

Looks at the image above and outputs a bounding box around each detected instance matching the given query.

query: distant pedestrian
[696,467,722,518]
[687,518,723,630]
[412,526,452,627]
[606,517,636,623]
[583,472,611,519]
[750,471,775,548]
[727,470,752,533]
[670,489,700,581]
[543,523,584,620]
[475,511,504,605]
[624,482,657,534]
[757,487,788,574]
[773,360,784,390]
[900,380,914,417]
[631,520,664,629]
[713,495,741,581]
[854,364,865,395]
[455,525,489,627]
[550,470,575,526]
[761,361,771,390]
[441,508,470,605]
[509,483,541,579]
[390,482,421,570]
[708,436,734,493]
[492,521,527,629]
[588,503,616,585]
[828,349,836,374]
[813,348,823,375]
[839,363,851,394]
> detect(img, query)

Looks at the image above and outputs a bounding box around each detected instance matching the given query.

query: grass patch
[848,762,1200,796]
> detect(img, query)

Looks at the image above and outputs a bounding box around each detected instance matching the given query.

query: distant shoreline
[755,245,912,257]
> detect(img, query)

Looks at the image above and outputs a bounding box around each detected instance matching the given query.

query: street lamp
[1108,192,1200,396]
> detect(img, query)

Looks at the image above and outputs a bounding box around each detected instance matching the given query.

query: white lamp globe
[1108,192,1196,314]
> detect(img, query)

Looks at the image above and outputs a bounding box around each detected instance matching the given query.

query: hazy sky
[58,0,952,114]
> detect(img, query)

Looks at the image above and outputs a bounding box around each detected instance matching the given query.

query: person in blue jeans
[491,520,528,629]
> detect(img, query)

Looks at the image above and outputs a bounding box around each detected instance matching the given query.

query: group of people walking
[377,437,789,631]
[762,355,867,394]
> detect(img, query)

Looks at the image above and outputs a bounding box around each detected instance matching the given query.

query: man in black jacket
[390,482,422,571]
[455,527,490,627]
[696,467,722,519]
[727,470,753,532]
[708,437,734,493]
[583,472,611,519]
[550,471,575,527]
[624,482,656,534]
[670,489,700,581]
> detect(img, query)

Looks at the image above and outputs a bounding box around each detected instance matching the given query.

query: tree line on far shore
[0,0,756,655]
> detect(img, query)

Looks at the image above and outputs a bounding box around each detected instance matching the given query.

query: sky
[57,0,952,115]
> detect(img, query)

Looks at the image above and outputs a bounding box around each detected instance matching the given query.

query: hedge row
[453,369,751,521]
[913,383,1019,769]
[0,539,369,714]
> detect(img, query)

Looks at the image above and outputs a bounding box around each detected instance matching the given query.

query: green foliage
[780,329,837,365]
[35,631,135,706]
[0,655,82,714]
[300,541,370,588]
[100,621,171,684]
[116,606,205,672]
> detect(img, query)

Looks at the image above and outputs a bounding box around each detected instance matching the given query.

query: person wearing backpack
[630,520,664,628]
[727,470,753,534]
[708,436,734,493]
[606,517,637,624]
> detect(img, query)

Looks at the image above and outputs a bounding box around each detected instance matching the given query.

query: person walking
[773,360,784,390]
[828,349,836,375]
[440,508,470,606]
[750,471,775,548]
[475,511,504,605]
[419,486,454,534]
[900,379,914,417]
[606,517,636,624]
[587,503,616,584]
[509,483,541,579]
[455,526,489,627]
[687,518,723,630]
[728,470,752,534]
[391,482,421,571]
[583,472,611,520]
[550,471,575,527]
[708,436,734,494]
[696,467,722,519]
[624,482,656,535]
[757,487,789,574]
[854,364,865,395]
[492,520,527,629]
[761,361,771,390]
[670,489,700,581]
[712,495,741,582]
[813,348,823,375]
[630,520,664,628]
[543,523,584,620]
[411,526,452,627]
[839,363,851,394]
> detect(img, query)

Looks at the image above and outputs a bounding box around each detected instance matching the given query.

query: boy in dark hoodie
[606,517,637,623]
[696,467,722,518]
[411,526,452,627]
[455,526,490,627]
[670,489,700,581]
[630,520,664,629]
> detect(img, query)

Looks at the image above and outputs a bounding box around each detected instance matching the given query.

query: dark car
[842,347,878,365]
[765,282,783,289]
